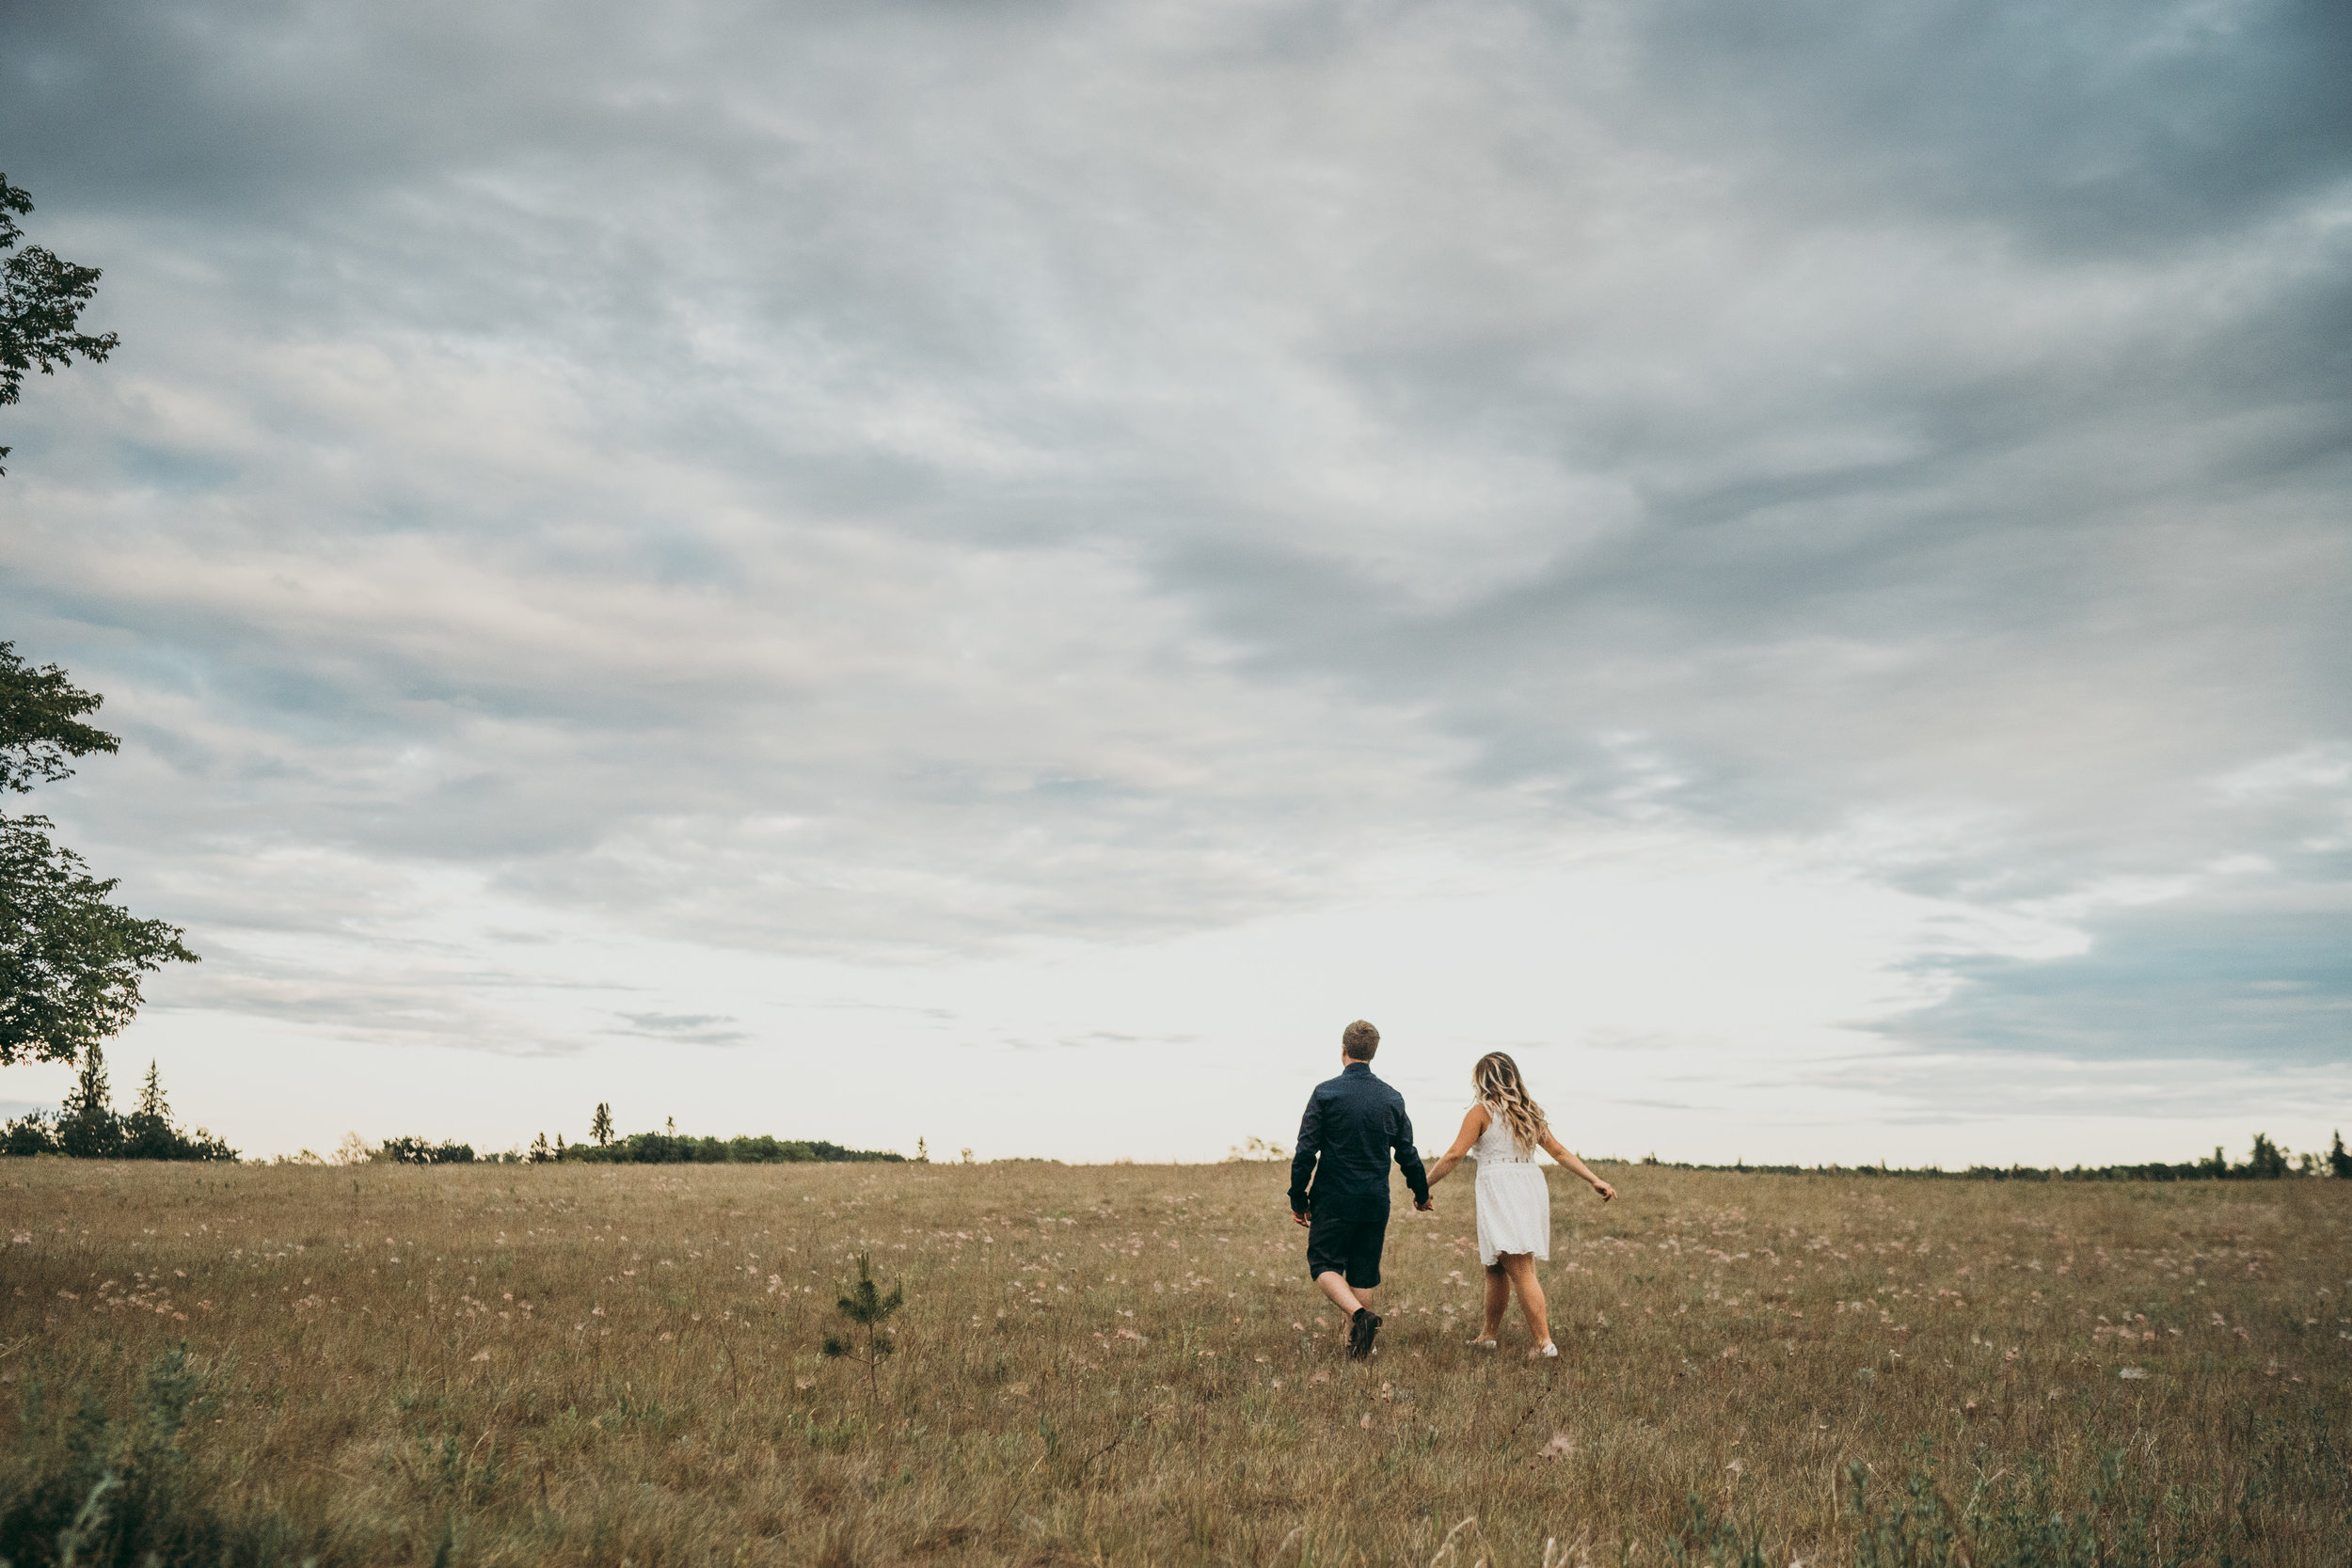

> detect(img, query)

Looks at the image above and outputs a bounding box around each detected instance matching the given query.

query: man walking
[1289,1019,1431,1360]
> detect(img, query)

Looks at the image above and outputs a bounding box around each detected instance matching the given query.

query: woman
[1425,1052,1615,1358]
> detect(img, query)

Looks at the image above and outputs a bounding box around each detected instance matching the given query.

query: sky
[1,0,2347,1166]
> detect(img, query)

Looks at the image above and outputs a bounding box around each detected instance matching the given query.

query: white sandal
[1466,1336,1498,1351]
[1529,1341,1559,1359]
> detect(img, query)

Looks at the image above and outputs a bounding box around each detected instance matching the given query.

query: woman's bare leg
[1502,1254,1551,1348]
[1481,1262,1509,1338]
[1477,1259,1515,1335]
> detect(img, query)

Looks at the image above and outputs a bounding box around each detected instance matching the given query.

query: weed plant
[0,1159,2344,1564]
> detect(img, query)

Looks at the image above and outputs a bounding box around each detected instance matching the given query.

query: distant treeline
[362,1116,909,1166]
[0,1046,234,1162]
[564,1132,905,1165]
[524,1103,909,1164]
[1636,1132,2352,1182]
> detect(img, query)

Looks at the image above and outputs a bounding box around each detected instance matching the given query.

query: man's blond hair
[1341,1020,1380,1061]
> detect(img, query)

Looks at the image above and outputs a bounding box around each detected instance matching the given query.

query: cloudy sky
[3,0,2346,1165]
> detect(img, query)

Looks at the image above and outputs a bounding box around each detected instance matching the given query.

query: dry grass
[3,1157,2346,1565]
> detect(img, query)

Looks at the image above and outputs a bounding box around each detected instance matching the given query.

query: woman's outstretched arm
[1537,1129,1617,1202]
[1424,1105,1488,1189]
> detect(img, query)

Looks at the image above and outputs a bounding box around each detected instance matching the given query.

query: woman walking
[1425,1052,1615,1358]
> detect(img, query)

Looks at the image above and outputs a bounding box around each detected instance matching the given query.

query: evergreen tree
[120,1058,173,1159]
[56,1038,119,1157]
[591,1102,612,1147]
[2330,1131,2350,1180]
[2242,1133,2289,1180]
[529,1131,552,1164]
[821,1252,905,1410]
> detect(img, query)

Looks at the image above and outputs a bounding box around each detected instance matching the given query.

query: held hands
[1292,1209,1311,1227]
[1415,1197,1437,1213]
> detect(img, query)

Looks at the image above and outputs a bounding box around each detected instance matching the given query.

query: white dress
[1471,1104,1550,1265]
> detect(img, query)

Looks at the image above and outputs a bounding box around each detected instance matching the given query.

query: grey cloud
[0,0,2345,1080]
[1882,902,2352,1067]
[1630,0,2352,255]
[605,1012,750,1046]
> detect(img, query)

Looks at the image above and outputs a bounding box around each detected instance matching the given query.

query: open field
[3,1157,2347,1565]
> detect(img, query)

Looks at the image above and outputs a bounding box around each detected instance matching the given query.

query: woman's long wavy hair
[1472,1052,1548,1153]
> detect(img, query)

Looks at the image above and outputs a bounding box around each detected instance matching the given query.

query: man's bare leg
[1314,1271,1367,1317]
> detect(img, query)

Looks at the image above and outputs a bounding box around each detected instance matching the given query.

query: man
[1289,1019,1432,1360]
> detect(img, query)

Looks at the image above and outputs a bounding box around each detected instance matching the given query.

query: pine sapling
[821,1251,905,1409]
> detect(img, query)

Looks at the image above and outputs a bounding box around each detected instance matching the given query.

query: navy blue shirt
[1288,1062,1430,1220]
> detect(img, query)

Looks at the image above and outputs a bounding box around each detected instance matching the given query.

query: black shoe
[1348,1307,1382,1360]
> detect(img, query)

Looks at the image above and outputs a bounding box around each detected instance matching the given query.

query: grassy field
[2,1157,2346,1566]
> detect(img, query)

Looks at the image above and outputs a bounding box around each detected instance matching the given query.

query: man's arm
[1393,1102,1432,1208]
[1288,1092,1323,1217]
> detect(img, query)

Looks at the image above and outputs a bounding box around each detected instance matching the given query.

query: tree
[120,1057,173,1158]
[2241,1133,2290,1180]
[1,176,119,477]
[821,1252,905,1410]
[529,1131,552,1164]
[2331,1131,2350,1180]
[56,1037,120,1158]
[1,642,198,1066]
[591,1102,612,1147]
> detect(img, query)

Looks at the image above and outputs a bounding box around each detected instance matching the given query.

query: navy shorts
[1305,1212,1387,1290]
